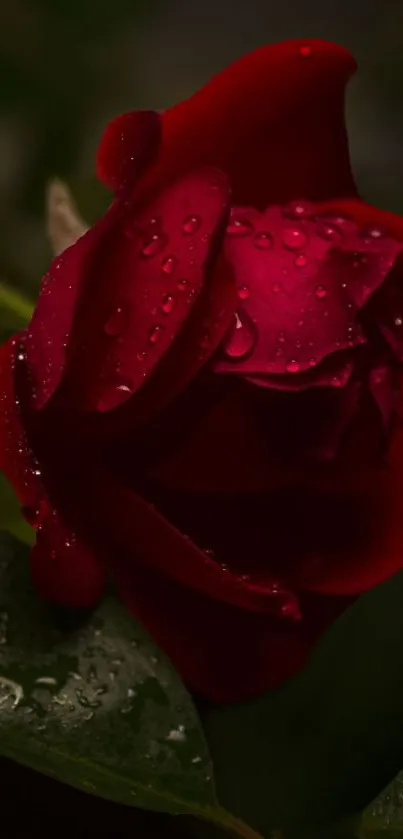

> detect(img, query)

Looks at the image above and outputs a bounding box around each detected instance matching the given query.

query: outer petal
[214,204,401,381]
[24,200,126,410]
[60,167,233,418]
[0,336,42,508]
[30,506,105,609]
[137,39,357,208]
[296,425,403,595]
[96,110,161,191]
[114,559,352,701]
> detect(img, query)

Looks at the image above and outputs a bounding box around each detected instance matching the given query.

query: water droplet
[283,227,307,250]
[286,359,300,374]
[166,726,187,742]
[161,255,177,275]
[226,216,253,237]
[160,293,175,314]
[237,285,250,300]
[309,357,317,367]
[254,231,273,249]
[104,306,126,336]
[177,278,188,291]
[361,225,384,240]
[36,676,57,686]
[182,215,201,235]
[299,44,313,57]
[149,325,163,345]
[395,317,403,327]
[97,379,133,411]
[271,282,282,294]
[277,331,286,344]
[315,284,328,300]
[316,222,341,242]
[223,311,256,360]
[17,352,25,361]
[141,232,168,258]
[294,254,307,268]
[0,676,24,707]
[285,201,313,220]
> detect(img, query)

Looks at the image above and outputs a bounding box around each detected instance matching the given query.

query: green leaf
[0,281,33,326]
[0,534,260,839]
[204,571,403,838]
[0,474,34,545]
[359,773,403,837]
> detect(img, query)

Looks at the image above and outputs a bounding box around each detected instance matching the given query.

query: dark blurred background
[1,0,403,298]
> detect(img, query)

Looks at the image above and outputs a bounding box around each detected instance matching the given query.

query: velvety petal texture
[3,40,403,703]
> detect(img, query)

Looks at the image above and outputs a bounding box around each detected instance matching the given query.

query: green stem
[0,282,34,322]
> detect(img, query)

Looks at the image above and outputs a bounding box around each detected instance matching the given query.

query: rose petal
[244,355,354,391]
[24,199,125,410]
[0,336,43,508]
[213,204,401,379]
[30,506,105,609]
[114,559,351,701]
[96,110,162,192]
[299,425,403,594]
[137,39,357,208]
[61,167,231,414]
[369,364,398,430]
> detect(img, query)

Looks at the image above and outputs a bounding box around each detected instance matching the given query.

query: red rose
[3,39,403,702]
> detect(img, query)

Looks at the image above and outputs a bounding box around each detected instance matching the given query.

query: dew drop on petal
[282,227,307,250]
[254,231,273,249]
[177,278,188,292]
[360,224,384,240]
[315,284,328,300]
[226,216,253,237]
[294,254,307,268]
[286,359,300,374]
[182,215,201,235]
[160,293,175,314]
[237,285,250,300]
[149,325,163,345]
[223,311,257,360]
[309,357,317,367]
[97,379,134,411]
[161,255,177,275]
[141,233,168,258]
[395,317,403,327]
[316,222,342,242]
[272,282,282,294]
[285,201,313,220]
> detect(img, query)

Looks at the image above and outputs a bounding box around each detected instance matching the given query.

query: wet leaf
[0,533,260,839]
[46,179,89,256]
[0,474,34,545]
[359,772,403,837]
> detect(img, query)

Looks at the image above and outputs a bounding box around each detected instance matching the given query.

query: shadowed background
[0,0,403,297]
